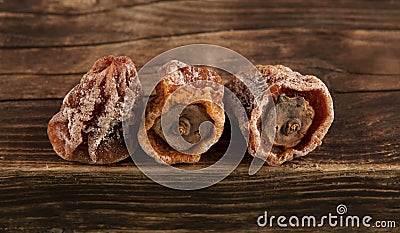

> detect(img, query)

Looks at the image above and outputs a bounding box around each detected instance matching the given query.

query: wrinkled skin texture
[225,65,334,165]
[48,56,142,164]
[138,61,225,165]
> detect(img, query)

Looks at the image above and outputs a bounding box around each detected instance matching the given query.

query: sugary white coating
[48,56,142,164]
[226,65,334,165]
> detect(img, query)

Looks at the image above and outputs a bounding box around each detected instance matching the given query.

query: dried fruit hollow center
[153,104,213,145]
[263,94,315,148]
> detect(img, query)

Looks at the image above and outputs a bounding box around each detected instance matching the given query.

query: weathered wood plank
[2,0,399,15]
[1,91,399,169]
[0,168,398,232]
[0,28,399,101]
[2,29,399,75]
[0,74,80,101]
[1,0,400,48]
[326,73,400,93]
[0,0,156,15]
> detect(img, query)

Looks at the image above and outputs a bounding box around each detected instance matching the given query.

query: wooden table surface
[0,0,399,232]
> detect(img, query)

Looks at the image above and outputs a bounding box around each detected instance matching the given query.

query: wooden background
[0,0,399,232]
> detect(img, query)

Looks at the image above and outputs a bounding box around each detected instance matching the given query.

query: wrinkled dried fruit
[48,55,142,164]
[225,65,334,165]
[138,61,225,165]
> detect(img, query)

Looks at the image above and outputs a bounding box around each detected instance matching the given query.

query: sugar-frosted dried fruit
[48,55,142,164]
[225,65,334,165]
[138,61,225,164]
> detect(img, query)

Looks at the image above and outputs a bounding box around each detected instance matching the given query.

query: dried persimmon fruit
[138,61,225,164]
[225,65,334,165]
[48,55,142,164]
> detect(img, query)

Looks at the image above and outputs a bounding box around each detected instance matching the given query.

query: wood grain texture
[0,28,399,101]
[1,29,399,75]
[1,0,400,48]
[0,0,399,232]
[0,168,398,232]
